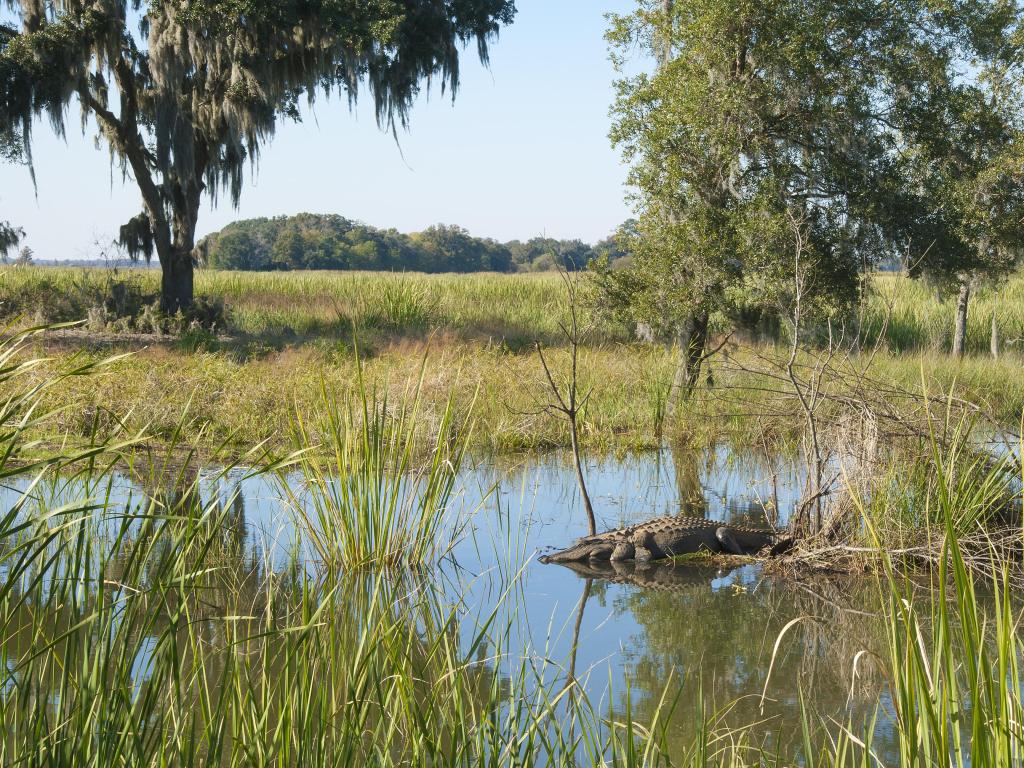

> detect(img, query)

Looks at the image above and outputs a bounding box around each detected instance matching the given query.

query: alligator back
[539,515,781,564]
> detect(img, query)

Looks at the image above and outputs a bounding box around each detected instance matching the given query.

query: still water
[2,446,898,759]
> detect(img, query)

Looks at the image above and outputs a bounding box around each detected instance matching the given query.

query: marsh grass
[8,266,1024,456]
[0,334,728,767]
[817,433,1024,767]
[281,360,474,569]
[7,266,1024,356]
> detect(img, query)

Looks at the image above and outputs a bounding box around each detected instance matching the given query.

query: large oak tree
[891,69,1024,357]
[599,0,1023,400]
[1,0,515,311]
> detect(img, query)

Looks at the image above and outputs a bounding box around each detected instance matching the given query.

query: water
[1,445,898,759]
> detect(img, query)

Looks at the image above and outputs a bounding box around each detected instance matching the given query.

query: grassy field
[3,265,1024,456]
[5,265,1024,350]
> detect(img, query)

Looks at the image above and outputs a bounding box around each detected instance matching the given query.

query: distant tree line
[196,214,631,273]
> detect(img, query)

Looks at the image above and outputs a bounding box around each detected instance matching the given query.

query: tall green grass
[281,363,473,569]
[6,265,1024,355]
[0,329,696,767]
[816,422,1024,767]
[861,272,1024,355]
[9,265,1024,457]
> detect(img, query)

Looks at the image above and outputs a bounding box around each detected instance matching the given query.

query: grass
[4,264,1024,350]
[281,363,473,568]
[817,428,1024,767]
[4,326,1024,766]
[0,267,1022,456]
[0,266,608,345]
[0,328,741,766]
[4,265,1024,458]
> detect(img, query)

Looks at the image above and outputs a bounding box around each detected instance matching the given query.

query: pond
[1,445,900,761]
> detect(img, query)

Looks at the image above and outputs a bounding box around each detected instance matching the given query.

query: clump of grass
[281,361,474,569]
[818,442,1024,767]
[356,278,437,332]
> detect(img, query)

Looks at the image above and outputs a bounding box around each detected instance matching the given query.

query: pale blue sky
[1,0,641,261]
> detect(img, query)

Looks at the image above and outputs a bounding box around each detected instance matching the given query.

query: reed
[816,424,1024,767]
[0,336,699,766]
[280,360,474,569]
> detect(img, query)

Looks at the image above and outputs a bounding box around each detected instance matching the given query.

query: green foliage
[831,417,1024,768]
[0,125,22,163]
[9,267,1024,456]
[0,0,517,309]
[600,0,1024,347]
[884,17,1024,294]
[197,213,629,273]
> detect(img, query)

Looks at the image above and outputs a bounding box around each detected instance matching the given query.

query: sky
[0,0,642,261]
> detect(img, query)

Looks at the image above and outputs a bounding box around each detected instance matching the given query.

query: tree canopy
[597,0,1024,391]
[888,38,1024,354]
[1,0,516,309]
[197,213,631,273]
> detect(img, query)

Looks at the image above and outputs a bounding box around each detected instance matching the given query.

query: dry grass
[5,266,1024,458]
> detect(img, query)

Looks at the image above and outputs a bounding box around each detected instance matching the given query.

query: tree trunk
[160,249,195,314]
[952,279,970,358]
[158,170,204,313]
[668,311,710,411]
[990,311,1000,359]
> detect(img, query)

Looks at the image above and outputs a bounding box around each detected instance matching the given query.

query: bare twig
[533,266,598,536]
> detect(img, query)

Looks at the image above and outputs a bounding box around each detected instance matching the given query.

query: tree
[600,0,1018,403]
[0,221,20,261]
[1,0,516,311]
[412,224,479,271]
[894,86,1024,357]
[14,244,32,265]
[593,220,635,268]
[269,227,306,271]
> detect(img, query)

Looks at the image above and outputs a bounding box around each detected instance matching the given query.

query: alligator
[538,514,791,564]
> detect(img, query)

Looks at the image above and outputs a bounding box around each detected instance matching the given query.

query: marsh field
[5,266,1024,452]
[3,265,1024,766]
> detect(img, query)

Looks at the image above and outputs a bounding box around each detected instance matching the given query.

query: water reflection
[1,443,897,760]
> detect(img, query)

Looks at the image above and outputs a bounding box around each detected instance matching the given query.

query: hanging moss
[118,212,155,262]
[0,220,22,259]
[1,0,516,304]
